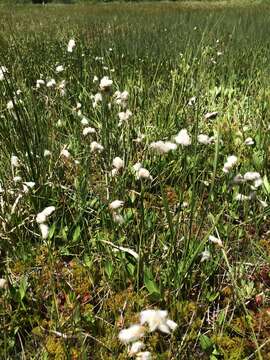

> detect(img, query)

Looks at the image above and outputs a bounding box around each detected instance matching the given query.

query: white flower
[259,199,268,208]
[83,127,96,136]
[81,117,89,126]
[136,352,152,360]
[209,235,223,247]
[36,206,56,224]
[7,100,14,110]
[223,155,237,173]
[253,178,263,188]
[175,129,191,146]
[109,200,124,210]
[36,79,45,88]
[23,181,34,188]
[235,193,251,201]
[129,341,145,356]
[112,157,124,170]
[118,324,145,344]
[112,212,125,224]
[137,168,152,180]
[114,90,129,107]
[13,176,22,183]
[133,162,142,172]
[201,250,211,262]
[243,172,261,181]
[0,278,8,289]
[188,96,196,106]
[92,93,102,108]
[149,141,177,154]
[58,80,66,96]
[0,66,7,81]
[197,134,211,145]
[140,310,177,334]
[233,174,245,184]
[44,150,52,157]
[39,223,49,240]
[99,76,113,91]
[67,39,75,53]
[11,155,20,168]
[46,79,56,88]
[60,149,71,158]
[93,75,98,83]
[244,137,254,146]
[90,141,104,152]
[205,111,218,120]
[56,65,64,73]
[111,168,119,177]
[118,109,132,126]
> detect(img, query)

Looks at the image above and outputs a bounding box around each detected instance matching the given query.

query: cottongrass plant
[0,2,270,359]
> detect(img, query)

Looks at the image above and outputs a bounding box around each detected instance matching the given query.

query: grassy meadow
[1,1,270,359]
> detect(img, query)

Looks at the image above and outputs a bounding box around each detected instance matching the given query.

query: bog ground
[0,1,270,359]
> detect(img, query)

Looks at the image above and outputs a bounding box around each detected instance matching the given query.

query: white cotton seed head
[23,182,35,192]
[254,178,263,188]
[197,134,210,145]
[112,157,124,170]
[36,206,55,224]
[44,150,52,157]
[166,319,178,332]
[136,351,152,360]
[36,79,45,88]
[36,212,47,224]
[56,65,64,73]
[244,137,254,146]
[46,79,56,88]
[223,155,237,173]
[235,193,251,201]
[83,127,96,136]
[11,155,20,168]
[7,100,14,110]
[133,162,142,172]
[201,250,211,262]
[137,168,152,180]
[204,111,218,120]
[60,149,71,158]
[0,278,8,289]
[67,39,75,53]
[149,141,177,154]
[140,310,168,332]
[42,206,56,217]
[233,174,245,184]
[175,129,191,146]
[209,235,223,247]
[0,66,7,81]
[112,212,125,224]
[109,200,124,210]
[81,117,89,126]
[118,109,132,126]
[90,141,104,152]
[111,168,119,177]
[13,176,22,183]
[243,172,261,181]
[118,324,145,344]
[129,341,145,356]
[39,223,49,240]
[99,76,113,91]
